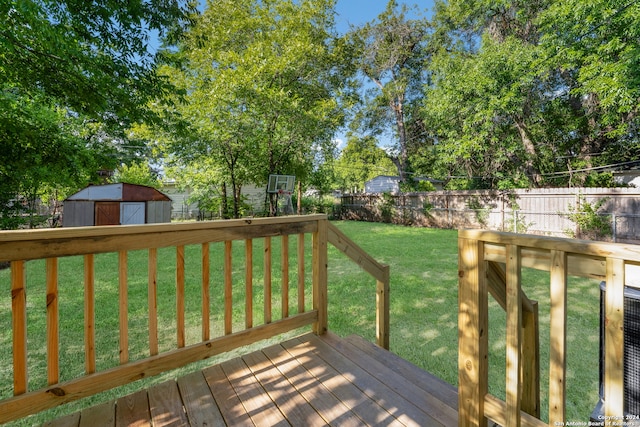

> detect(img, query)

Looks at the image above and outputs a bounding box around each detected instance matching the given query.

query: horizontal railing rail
[458,229,640,427]
[0,215,389,424]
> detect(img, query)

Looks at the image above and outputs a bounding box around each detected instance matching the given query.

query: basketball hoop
[268,174,295,215]
[268,174,295,194]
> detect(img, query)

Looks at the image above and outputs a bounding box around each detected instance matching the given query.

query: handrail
[458,229,638,427]
[0,215,389,424]
[327,222,390,349]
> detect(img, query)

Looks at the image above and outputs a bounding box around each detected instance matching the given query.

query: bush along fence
[335,187,640,243]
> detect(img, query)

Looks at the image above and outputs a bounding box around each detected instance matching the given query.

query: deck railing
[458,229,640,427]
[0,214,389,424]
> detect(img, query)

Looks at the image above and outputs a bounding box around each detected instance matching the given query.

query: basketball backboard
[267,174,295,194]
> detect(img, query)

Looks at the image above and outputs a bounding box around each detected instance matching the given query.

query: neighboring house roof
[65,183,171,202]
[364,175,444,193]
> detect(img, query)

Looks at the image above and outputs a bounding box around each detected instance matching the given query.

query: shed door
[121,202,145,225]
[95,202,120,226]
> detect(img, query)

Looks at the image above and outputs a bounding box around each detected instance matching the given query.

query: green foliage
[111,161,162,189]
[583,172,618,188]
[466,197,491,227]
[379,192,396,223]
[298,196,336,215]
[0,0,194,228]
[160,0,355,217]
[0,0,194,121]
[505,210,533,234]
[419,0,640,189]
[564,195,612,241]
[347,1,430,182]
[198,195,252,220]
[399,179,437,193]
[414,180,437,192]
[0,87,102,229]
[334,134,396,191]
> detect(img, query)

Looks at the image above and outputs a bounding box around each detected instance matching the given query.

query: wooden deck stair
[42,333,458,427]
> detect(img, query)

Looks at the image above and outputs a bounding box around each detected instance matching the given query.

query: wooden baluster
[84,254,96,374]
[11,260,27,395]
[245,239,253,329]
[549,250,567,424]
[521,300,540,418]
[604,257,625,422]
[202,243,210,341]
[312,219,328,336]
[46,258,59,385]
[505,244,522,427]
[264,237,272,324]
[119,251,129,364]
[176,246,185,348]
[148,248,158,356]
[224,241,232,335]
[297,233,305,314]
[281,235,289,319]
[376,265,390,350]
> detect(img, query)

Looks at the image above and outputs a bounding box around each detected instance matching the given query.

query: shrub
[564,195,612,240]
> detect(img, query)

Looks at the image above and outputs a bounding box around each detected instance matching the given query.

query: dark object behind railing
[591,282,640,422]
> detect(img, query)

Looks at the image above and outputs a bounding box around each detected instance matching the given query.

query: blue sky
[334,0,433,33]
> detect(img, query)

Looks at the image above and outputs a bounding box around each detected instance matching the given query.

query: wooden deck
[42,333,458,427]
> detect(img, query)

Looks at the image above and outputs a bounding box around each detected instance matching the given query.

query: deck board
[281,336,405,427]
[242,349,328,426]
[39,333,458,427]
[79,401,115,427]
[321,333,458,426]
[176,371,225,427]
[148,380,189,426]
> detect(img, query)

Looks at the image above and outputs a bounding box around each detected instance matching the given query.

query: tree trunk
[514,119,542,186]
[232,183,242,219]
[221,182,229,219]
[390,94,409,184]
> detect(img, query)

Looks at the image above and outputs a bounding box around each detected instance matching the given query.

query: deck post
[458,237,488,427]
[312,217,328,336]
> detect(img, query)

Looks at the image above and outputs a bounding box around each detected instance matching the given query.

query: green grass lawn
[0,220,602,425]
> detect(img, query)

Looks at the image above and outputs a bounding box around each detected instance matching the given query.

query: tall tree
[0,0,195,228]
[537,0,640,179]
[422,0,640,189]
[162,0,356,217]
[0,89,99,228]
[348,0,431,184]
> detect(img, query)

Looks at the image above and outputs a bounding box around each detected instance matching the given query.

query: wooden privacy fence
[458,229,640,427]
[0,214,389,424]
[339,188,640,243]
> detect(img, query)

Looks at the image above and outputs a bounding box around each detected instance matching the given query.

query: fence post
[612,213,617,243]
